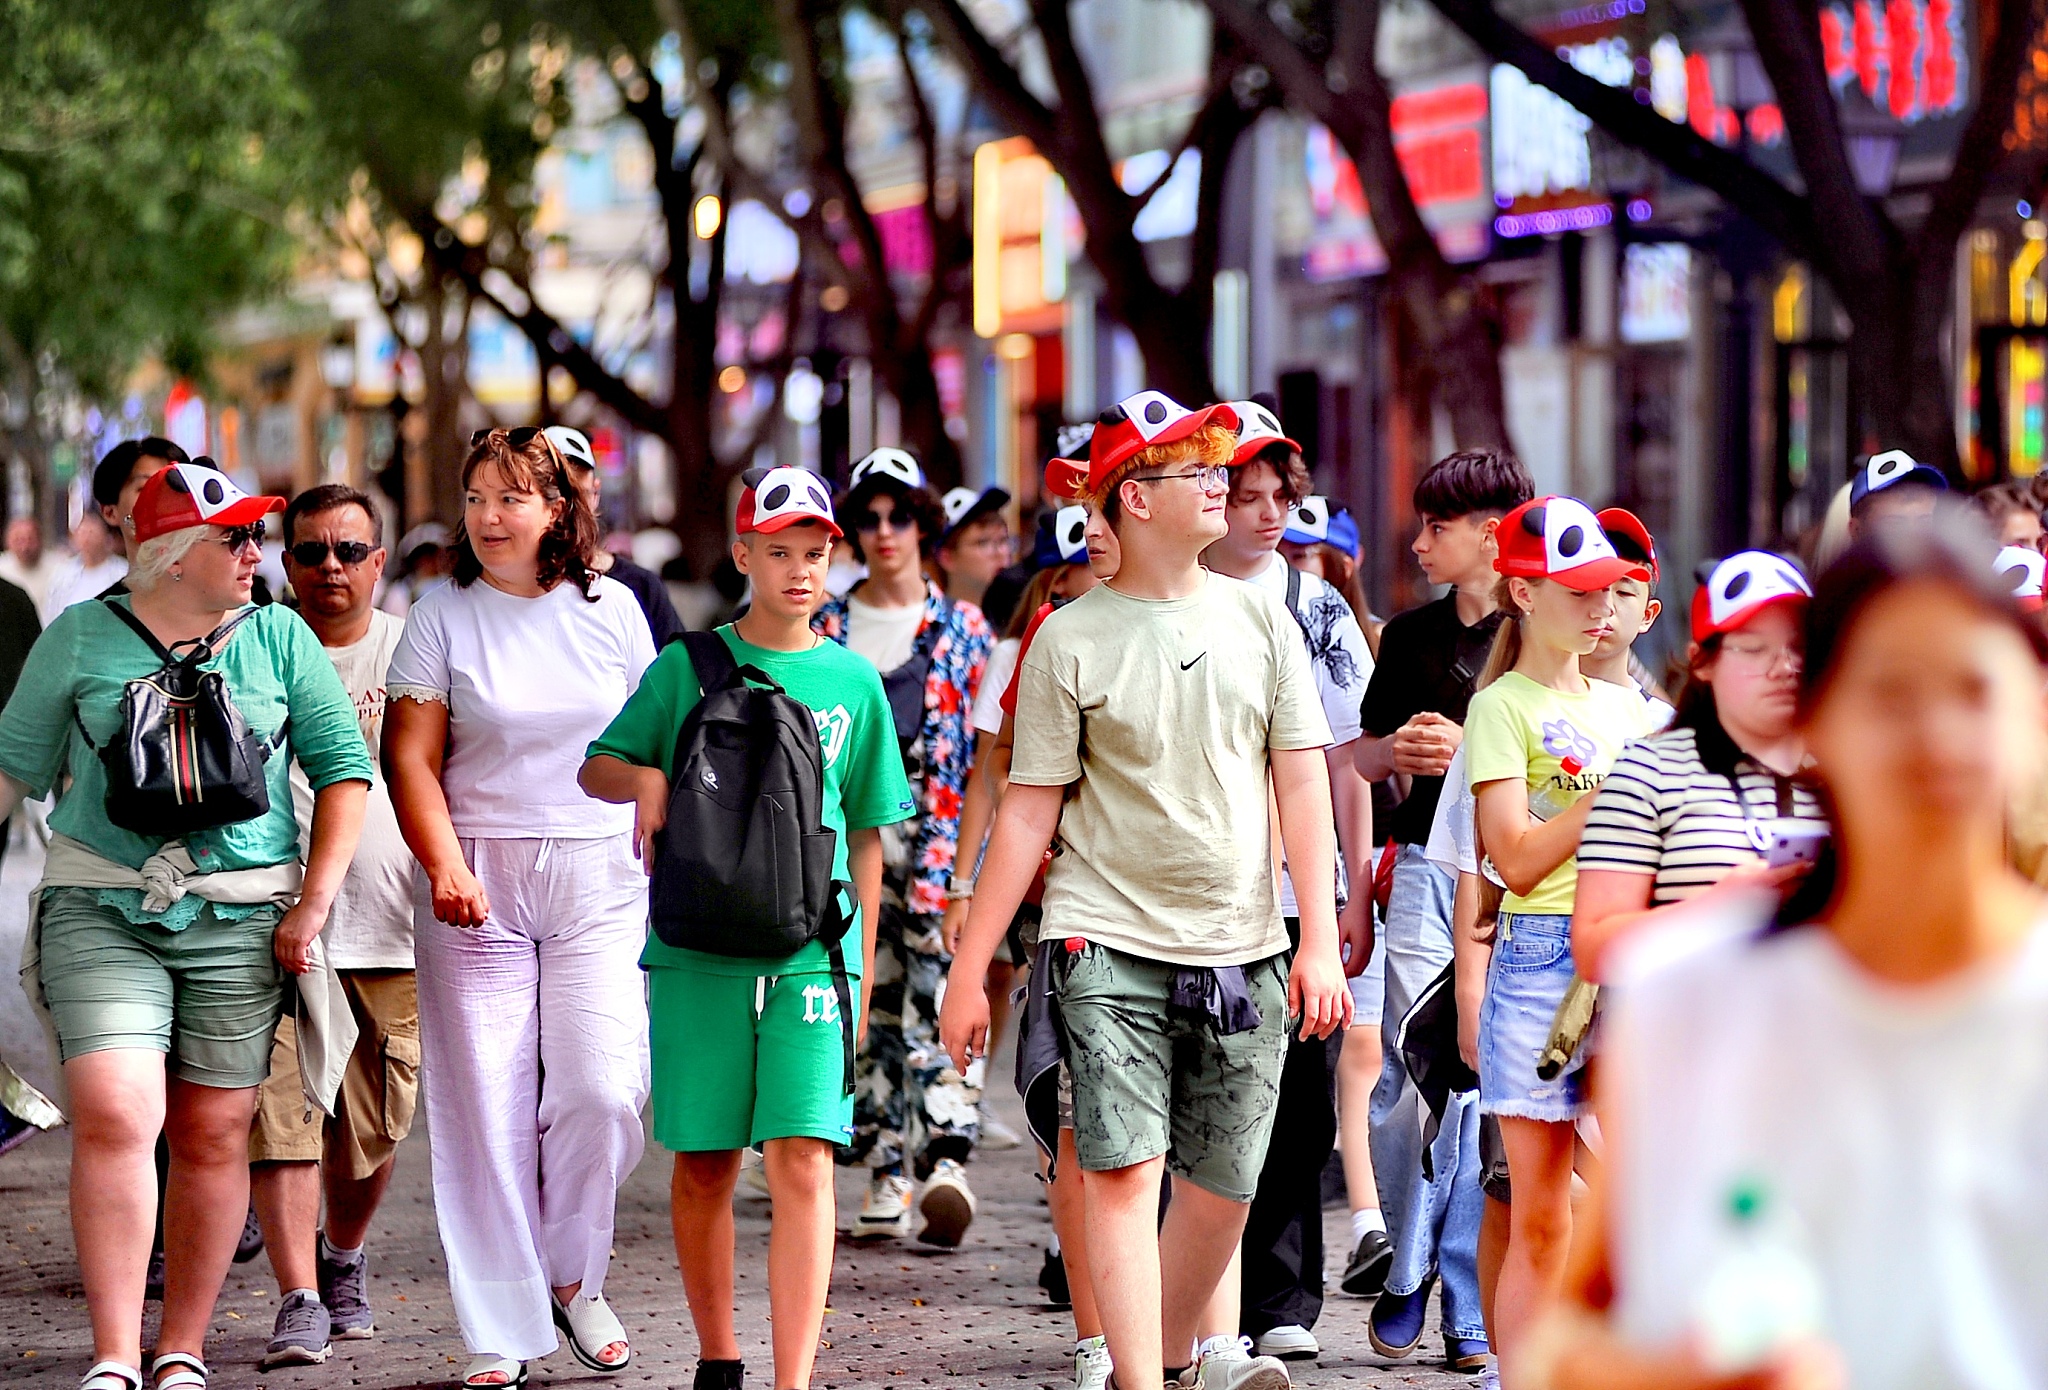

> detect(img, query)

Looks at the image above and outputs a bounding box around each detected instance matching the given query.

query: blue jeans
[1367,845,1486,1340]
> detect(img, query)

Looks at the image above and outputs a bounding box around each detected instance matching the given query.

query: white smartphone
[1764,826,1828,869]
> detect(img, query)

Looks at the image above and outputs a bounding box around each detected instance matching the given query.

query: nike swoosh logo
[1180,653,1206,671]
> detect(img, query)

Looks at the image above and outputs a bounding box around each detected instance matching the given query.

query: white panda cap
[1996,545,2047,612]
[1691,550,1812,642]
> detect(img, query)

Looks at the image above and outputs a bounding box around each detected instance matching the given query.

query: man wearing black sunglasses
[250,483,420,1365]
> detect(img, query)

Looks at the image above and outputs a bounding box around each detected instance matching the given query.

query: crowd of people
[1,396,2046,1390]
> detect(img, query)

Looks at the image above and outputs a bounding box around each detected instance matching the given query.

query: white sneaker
[1073,1335,1112,1390]
[977,1102,1023,1150]
[1474,1368,1501,1390]
[917,1158,977,1247]
[737,1148,771,1200]
[1253,1324,1318,1361]
[1192,1334,1292,1390]
[851,1172,913,1239]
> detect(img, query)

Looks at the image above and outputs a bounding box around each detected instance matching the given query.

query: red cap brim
[1230,433,1302,466]
[1547,556,1652,591]
[1044,457,1088,501]
[1087,401,1241,494]
[751,511,842,539]
[1692,592,1809,643]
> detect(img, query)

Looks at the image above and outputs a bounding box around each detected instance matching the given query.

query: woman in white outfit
[384,428,655,1388]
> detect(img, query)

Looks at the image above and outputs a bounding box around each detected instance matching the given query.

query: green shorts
[646,961,861,1152]
[36,887,285,1089]
[1053,941,1289,1202]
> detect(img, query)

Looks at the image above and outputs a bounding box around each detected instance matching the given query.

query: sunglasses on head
[289,539,376,567]
[218,521,266,551]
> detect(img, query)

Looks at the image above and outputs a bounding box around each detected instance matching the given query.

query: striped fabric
[1578,725,1827,905]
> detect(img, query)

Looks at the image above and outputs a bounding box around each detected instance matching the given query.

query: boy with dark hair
[1352,446,1532,1370]
[580,468,912,1390]
[814,448,993,1246]
[941,391,1350,1390]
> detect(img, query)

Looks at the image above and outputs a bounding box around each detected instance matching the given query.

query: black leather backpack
[75,601,282,837]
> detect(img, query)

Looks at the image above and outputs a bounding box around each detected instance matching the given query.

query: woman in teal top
[0,463,369,1390]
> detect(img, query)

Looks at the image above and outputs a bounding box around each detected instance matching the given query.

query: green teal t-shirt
[587,625,914,976]
[0,598,374,900]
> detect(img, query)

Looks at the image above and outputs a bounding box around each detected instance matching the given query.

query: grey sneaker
[317,1240,374,1339]
[262,1290,332,1367]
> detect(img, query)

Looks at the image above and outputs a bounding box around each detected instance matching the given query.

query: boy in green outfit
[580,466,913,1390]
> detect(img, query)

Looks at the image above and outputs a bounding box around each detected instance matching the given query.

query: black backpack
[650,631,856,1091]
[75,601,283,837]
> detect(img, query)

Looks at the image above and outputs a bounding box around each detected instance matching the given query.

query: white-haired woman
[0,461,371,1390]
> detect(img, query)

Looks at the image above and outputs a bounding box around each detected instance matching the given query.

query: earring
[172,570,183,582]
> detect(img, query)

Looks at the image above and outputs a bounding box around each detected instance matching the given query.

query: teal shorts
[36,886,285,1088]
[647,961,861,1152]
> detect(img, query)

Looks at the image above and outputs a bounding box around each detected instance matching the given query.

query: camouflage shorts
[1052,941,1289,1202]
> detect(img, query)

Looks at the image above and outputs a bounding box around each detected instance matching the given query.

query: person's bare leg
[66,1050,168,1368]
[673,1151,744,1361]
[1081,1157,1168,1388]
[1044,1130,1102,1340]
[1479,1194,1510,1343]
[322,1158,396,1252]
[762,1137,837,1389]
[1492,1118,1577,1380]
[984,960,1016,1052]
[157,1078,261,1360]
[1336,1024,1383,1221]
[249,1162,320,1293]
[1160,1178,1253,1362]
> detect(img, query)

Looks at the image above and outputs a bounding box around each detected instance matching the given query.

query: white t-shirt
[289,609,414,969]
[42,555,128,623]
[0,552,57,614]
[384,576,655,839]
[1240,556,1374,916]
[1607,905,2048,1386]
[970,637,1021,737]
[844,593,926,674]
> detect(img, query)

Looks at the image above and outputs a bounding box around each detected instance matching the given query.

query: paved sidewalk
[0,837,1472,1389]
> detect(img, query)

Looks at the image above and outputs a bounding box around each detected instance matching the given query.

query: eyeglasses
[958,534,1013,555]
[288,540,376,567]
[218,521,266,552]
[1134,466,1231,492]
[1719,640,1803,674]
[852,512,917,534]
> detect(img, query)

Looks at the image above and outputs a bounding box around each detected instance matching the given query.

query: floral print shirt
[814,581,992,918]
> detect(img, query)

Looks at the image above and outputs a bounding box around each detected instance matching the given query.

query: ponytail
[1476,575,1524,689]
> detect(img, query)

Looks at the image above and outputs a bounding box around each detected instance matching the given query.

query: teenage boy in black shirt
[1351,449,1531,1370]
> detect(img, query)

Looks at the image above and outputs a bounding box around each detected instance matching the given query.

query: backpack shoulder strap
[1283,563,1305,631]
[100,598,174,663]
[682,629,741,697]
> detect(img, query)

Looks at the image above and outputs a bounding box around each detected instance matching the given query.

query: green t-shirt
[1463,669,1657,916]
[0,597,374,887]
[587,624,914,977]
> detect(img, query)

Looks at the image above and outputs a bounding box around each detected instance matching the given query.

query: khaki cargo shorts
[250,969,419,1179]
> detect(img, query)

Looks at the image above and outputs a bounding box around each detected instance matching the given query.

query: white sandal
[148,1353,206,1390]
[460,1355,526,1389]
[81,1362,142,1390]
[551,1290,631,1372]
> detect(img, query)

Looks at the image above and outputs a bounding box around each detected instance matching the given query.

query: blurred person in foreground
[1525,509,2048,1390]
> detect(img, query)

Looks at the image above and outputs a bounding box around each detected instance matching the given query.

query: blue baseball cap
[1849,449,1948,510]
[1031,505,1089,570]
[1282,496,1359,559]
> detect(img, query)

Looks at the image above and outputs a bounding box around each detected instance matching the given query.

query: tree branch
[908,0,1060,152]
[1915,0,2039,272]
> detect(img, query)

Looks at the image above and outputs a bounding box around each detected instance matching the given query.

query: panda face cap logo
[1693,550,1812,642]
[741,465,841,538]
[1495,496,1647,590]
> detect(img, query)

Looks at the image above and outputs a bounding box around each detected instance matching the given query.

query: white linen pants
[415,835,650,1359]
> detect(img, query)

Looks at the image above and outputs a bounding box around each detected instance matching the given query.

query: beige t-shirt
[1010,573,1333,966]
[291,608,416,970]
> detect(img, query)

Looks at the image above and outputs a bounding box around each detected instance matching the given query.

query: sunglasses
[851,512,918,534]
[218,521,267,551]
[288,540,376,567]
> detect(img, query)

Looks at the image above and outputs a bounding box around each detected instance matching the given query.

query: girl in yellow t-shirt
[1463,495,1656,1378]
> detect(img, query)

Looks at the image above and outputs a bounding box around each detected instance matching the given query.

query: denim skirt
[1477,912,1588,1122]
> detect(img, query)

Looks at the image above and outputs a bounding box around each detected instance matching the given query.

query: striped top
[1578,725,1827,906]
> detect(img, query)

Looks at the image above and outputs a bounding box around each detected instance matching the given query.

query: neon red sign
[1820,0,1966,122]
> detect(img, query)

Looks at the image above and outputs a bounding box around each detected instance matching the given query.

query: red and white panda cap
[1996,545,2046,613]
[736,466,842,538]
[1691,550,1812,643]
[131,461,284,545]
[1226,400,1301,466]
[1085,391,1240,493]
[1493,496,1650,590]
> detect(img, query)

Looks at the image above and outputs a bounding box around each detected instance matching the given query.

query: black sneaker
[262,1290,332,1367]
[1339,1228,1393,1298]
[234,1203,265,1264]
[144,1249,165,1301]
[693,1360,744,1390]
[1038,1246,1071,1309]
[317,1239,374,1339]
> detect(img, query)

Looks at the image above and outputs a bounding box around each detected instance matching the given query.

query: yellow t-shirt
[1008,573,1334,966]
[1463,669,1657,916]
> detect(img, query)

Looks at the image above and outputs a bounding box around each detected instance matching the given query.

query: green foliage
[0,0,312,395]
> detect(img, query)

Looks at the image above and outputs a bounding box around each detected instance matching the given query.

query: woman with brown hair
[384,428,656,1388]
